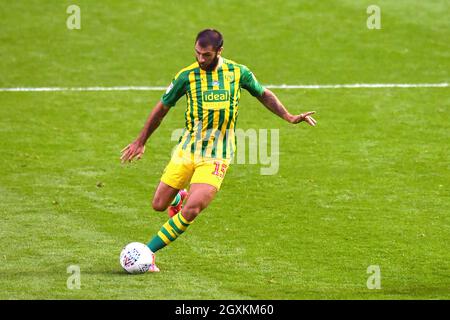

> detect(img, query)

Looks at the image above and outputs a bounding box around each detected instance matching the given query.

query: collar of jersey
[197,56,224,72]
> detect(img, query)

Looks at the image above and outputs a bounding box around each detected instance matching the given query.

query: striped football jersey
[161,57,265,160]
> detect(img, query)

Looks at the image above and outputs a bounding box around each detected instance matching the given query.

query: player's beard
[198,52,219,71]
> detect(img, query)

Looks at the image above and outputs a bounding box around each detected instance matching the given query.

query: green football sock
[170,193,181,206]
[147,212,192,253]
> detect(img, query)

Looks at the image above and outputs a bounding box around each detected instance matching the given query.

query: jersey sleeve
[161,71,188,107]
[240,65,265,97]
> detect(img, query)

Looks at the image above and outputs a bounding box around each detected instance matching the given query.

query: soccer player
[120,29,317,272]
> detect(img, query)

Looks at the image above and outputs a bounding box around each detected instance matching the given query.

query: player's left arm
[240,65,316,126]
[257,89,317,126]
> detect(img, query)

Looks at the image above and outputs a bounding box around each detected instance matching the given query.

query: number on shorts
[212,161,228,178]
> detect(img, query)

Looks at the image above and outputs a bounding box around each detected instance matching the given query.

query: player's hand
[120,141,146,163]
[288,111,317,126]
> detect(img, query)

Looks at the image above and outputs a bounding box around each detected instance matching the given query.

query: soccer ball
[119,242,155,274]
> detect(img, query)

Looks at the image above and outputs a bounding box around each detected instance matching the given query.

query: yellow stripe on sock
[173,215,188,231]
[163,222,178,238]
[178,212,192,225]
[157,230,171,244]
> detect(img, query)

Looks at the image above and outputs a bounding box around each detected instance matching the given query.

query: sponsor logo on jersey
[202,90,229,102]
[202,89,230,110]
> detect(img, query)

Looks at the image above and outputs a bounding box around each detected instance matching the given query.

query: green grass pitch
[0,0,449,299]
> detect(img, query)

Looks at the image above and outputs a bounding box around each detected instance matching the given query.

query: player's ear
[217,47,223,56]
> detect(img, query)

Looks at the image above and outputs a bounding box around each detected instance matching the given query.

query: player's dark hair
[195,29,223,51]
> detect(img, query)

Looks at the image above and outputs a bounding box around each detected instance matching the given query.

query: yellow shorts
[160,146,230,191]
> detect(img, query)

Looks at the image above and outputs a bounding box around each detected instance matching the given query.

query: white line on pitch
[265,83,449,89]
[0,83,448,92]
[0,86,167,92]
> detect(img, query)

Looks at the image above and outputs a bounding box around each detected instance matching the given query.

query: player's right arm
[120,101,170,163]
[120,70,188,163]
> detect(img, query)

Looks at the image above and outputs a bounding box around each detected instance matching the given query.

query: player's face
[195,42,222,71]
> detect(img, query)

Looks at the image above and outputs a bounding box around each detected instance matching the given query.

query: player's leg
[151,181,180,212]
[178,158,229,221]
[147,157,229,253]
[180,183,217,221]
[146,183,217,254]
[153,146,194,212]
[167,188,189,217]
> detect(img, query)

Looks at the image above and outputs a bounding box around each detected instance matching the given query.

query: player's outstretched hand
[120,141,146,163]
[288,111,317,126]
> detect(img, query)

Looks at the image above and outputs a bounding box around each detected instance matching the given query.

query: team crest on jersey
[224,72,234,82]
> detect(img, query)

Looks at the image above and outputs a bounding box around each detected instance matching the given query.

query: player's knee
[151,198,167,212]
[182,205,202,221]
